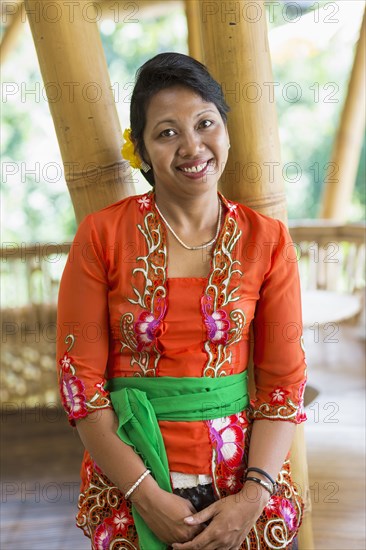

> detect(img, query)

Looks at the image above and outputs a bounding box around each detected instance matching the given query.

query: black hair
[129,52,230,186]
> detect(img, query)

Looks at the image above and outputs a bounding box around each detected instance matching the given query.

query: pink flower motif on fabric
[134,298,167,351]
[60,374,87,420]
[112,508,134,533]
[280,498,297,530]
[92,502,134,548]
[59,352,72,373]
[206,414,244,468]
[217,463,244,493]
[265,495,282,517]
[224,473,237,490]
[265,496,297,531]
[227,202,238,216]
[201,294,230,345]
[95,380,108,396]
[136,194,151,212]
[93,522,114,550]
[269,386,290,405]
[295,379,307,423]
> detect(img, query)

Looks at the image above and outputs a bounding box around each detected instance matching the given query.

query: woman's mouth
[177,159,215,178]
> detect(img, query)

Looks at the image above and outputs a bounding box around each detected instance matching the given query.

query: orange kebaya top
[56,189,307,477]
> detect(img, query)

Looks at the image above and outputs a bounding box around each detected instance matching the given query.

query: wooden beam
[24,0,134,224]
[320,7,366,221]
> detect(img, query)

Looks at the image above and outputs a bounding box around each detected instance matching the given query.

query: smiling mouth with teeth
[179,160,212,173]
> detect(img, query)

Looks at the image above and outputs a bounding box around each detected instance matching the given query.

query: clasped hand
[171,490,268,550]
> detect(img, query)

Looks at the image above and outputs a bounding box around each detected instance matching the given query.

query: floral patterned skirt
[75,421,304,549]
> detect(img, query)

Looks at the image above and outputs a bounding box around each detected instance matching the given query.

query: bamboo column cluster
[24,0,134,224]
[187,2,313,548]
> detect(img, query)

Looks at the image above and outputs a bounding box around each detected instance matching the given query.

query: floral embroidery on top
[201,207,246,377]
[134,297,167,350]
[60,371,87,420]
[59,344,87,421]
[250,378,307,423]
[136,194,151,212]
[58,334,111,424]
[227,202,238,215]
[119,193,167,376]
[270,386,290,405]
[121,192,246,379]
[295,376,307,423]
[248,338,309,424]
[202,297,230,345]
[59,353,72,371]
[206,412,247,469]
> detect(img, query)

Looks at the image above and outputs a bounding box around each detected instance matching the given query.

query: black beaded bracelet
[245,467,278,491]
[245,476,275,496]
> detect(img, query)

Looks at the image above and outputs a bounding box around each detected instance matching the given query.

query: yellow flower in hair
[121,128,142,169]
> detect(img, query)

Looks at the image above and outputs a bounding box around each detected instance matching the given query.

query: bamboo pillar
[198,2,313,548]
[24,0,134,224]
[320,7,366,221]
[185,0,204,63]
[198,0,287,220]
[0,0,24,66]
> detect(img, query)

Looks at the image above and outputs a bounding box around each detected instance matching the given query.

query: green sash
[105,371,249,550]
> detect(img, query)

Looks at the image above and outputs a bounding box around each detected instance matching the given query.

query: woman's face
[142,85,229,198]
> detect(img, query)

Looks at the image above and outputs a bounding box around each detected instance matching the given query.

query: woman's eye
[160,129,175,138]
[159,120,213,138]
[199,119,213,128]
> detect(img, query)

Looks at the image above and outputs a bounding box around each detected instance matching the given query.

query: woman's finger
[183,502,217,526]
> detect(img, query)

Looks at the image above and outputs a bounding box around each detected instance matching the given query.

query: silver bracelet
[125,469,151,500]
[245,475,275,496]
[245,467,278,494]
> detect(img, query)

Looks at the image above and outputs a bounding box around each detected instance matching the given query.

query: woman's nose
[178,131,204,157]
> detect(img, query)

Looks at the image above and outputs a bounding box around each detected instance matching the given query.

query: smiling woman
[143,87,229,191]
[129,53,230,189]
[56,52,306,549]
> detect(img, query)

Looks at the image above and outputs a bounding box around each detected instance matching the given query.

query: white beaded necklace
[155,199,223,250]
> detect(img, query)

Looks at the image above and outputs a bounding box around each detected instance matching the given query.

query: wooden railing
[288,221,366,294]
[1,244,70,405]
[1,222,365,405]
